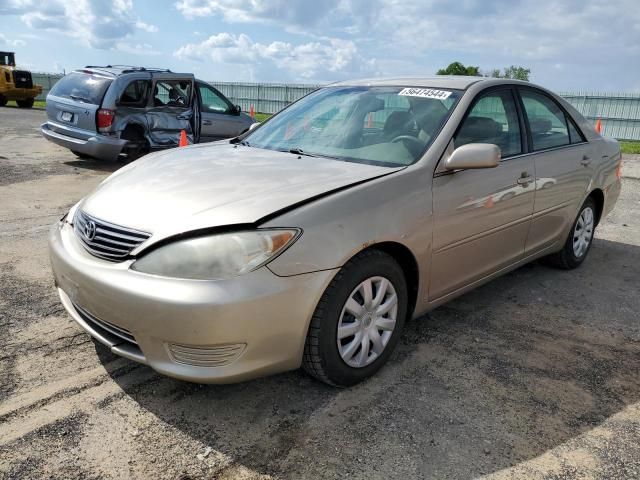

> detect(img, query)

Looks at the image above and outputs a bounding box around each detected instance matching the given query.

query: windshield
[49,72,113,105]
[245,86,461,166]
[0,52,15,66]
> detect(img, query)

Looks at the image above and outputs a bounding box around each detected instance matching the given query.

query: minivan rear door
[146,74,195,147]
[46,71,113,139]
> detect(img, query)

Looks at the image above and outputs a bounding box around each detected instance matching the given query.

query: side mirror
[249,122,261,131]
[235,105,241,114]
[444,143,501,170]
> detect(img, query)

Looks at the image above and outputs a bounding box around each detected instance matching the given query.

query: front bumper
[41,122,126,161]
[49,221,337,383]
[3,86,42,100]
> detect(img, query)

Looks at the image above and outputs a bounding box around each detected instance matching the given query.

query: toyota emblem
[84,220,96,241]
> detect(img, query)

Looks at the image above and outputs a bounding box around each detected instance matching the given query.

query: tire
[0,94,7,107]
[544,197,597,269]
[121,126,149,161]
[16,98,34,109]
[303,249,408,386]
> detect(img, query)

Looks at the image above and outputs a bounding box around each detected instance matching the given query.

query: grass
[620,141,640,155]
[253,112,272,122]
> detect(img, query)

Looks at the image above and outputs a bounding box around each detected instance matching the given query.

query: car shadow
[63,159,123,173]
[97,237,640,478]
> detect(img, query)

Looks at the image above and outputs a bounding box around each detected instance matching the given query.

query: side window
[118,80,150,106]
[198,84,232,114]
[567,116,585,144]
[454,90,522,157]
[520,90,570,150]
[153,80,192,108]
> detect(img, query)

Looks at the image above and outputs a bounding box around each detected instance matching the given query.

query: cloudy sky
[1,0,639,91]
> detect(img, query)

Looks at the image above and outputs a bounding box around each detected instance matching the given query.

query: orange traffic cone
[179,129,188,147]
[595,118,602,134]
[249,105,255,119]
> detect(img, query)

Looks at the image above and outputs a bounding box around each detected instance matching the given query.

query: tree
[436,61,480,76]
[491,65,531,81]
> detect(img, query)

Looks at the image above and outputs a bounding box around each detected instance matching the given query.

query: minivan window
[49,72,112,105]
[153,80,192,108]
[245,86,462,167]
[455,90,522,157]
[198,83,233,113]
[520,90,570,151]
[118,80,151,106]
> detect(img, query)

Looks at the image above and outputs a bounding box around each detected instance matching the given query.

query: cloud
[0,32,26,47]
[2,0,158,49]
[174,32,376,81]
[175,0,341,26]
[174,0,640,80]
[135,20,159,33]
[116,42,161,56]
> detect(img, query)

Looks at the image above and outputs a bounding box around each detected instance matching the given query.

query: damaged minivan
[41,66,255,161]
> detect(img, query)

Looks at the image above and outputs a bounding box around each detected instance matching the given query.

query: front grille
[73,210,151,261]
[168,343,246,367]
[73,302,137,346]
[13,70,33,89]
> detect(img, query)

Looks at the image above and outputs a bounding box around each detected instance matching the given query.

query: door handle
[580,155,591,166]
[203,120,212,126]
[176,113,192,120]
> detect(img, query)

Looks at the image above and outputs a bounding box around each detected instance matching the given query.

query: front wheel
[303,249,408,386]
[544,197,597,269]
[0,94,7,107]
[16,98,34,108]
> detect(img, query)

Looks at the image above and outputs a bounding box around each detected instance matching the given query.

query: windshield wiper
[289,148,323,158]
[69,94,92,103]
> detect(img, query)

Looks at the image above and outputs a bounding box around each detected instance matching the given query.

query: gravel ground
[1,107,639,480]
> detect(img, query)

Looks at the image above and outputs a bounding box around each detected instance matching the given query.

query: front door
[430,88,535,300]
[197,82,246,141]
[146,76,195,146]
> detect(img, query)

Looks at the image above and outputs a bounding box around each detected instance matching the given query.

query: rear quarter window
[49,72,112,105]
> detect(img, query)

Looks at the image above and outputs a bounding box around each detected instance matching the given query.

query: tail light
[97,109,115,131]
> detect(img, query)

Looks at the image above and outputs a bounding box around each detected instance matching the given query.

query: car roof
[78,66,192,77]
[330,76,527,90]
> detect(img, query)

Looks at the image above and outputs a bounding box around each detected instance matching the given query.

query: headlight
[131,229,300,280]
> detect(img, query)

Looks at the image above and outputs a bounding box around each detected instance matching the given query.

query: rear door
[45,71,113,138]
[146,75,195,146]
[430,87,535,300]
[197,82,246,141]
[516,87,593,254]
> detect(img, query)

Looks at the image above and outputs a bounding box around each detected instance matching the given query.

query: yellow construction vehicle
[0,51,42,108]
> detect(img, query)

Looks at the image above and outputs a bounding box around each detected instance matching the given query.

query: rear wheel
[303,249,408,386]
[121,125,150,161]
[16,98,34,109]
[544,197,597,269]
[0,94,7,107]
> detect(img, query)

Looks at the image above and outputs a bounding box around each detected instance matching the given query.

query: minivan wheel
[16,98,34,108]
[303,249,408,386]
[544,197,597,269]
[0,94,7,107]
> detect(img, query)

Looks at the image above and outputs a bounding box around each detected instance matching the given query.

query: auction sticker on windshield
[398,88,452,100]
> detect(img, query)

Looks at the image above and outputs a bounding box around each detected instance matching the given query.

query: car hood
[80,143,402,241]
